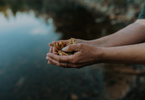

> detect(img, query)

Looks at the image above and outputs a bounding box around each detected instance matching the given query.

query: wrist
[87,39,106,47]
[94,46,106,62]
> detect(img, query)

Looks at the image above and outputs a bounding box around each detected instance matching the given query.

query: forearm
[100,43,145,64]
[90,20,145,47]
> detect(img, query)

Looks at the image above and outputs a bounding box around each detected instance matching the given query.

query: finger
[46,56,69,68]
[49,43,53,47]
[48,61,52,64]
[48,60,53,64]
[62,43,82,52]
[46,56,73,68]
[48,46,53,64]
[46,56,90,68]
[49,46,53,53]
[47,53,72,63]
[53,47,57,53]
[46,56,60,66]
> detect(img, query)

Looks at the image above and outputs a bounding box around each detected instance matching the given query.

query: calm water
[0,0,144,100]
[0,7,105,100]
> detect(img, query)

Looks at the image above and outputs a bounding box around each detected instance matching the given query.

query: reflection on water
[0,7,105,100]
[0,10,61,66]
[0,0,145,100]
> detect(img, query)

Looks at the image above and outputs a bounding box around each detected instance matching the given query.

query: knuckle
[72,59,77,64]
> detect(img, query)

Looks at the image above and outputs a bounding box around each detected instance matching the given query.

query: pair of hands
[46,39,103,68]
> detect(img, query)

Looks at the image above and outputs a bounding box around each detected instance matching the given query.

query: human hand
[46,43,103,68]
[48,39,88,54]
[48,39,88,64]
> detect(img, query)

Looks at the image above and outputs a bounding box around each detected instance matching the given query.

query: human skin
[46,19,145,68]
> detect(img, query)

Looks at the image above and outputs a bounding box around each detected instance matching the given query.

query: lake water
[0,0,144,100]
[0,7,106,100]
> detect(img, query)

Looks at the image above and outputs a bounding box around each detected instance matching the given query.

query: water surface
[0,8,105,100]
[0,0,144,100]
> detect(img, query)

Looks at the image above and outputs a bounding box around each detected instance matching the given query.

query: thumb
[62,44,81,52]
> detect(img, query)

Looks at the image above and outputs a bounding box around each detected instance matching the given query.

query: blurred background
[0,0,145,100]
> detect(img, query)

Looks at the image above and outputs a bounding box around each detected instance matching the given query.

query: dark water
[0,10,105,100]
[0,2,106,100]
[0,0,144,100]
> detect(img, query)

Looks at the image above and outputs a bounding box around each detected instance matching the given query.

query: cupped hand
[46,43,103,68]
[48,39,88,64]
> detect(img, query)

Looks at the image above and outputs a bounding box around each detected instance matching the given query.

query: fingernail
[46,56,49,59]
[62,47,67,51]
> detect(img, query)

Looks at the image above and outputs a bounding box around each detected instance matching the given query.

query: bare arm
[100,43,145,64]
[46,20,145,68]
[49,20,145,48]
[89,19,145,47]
